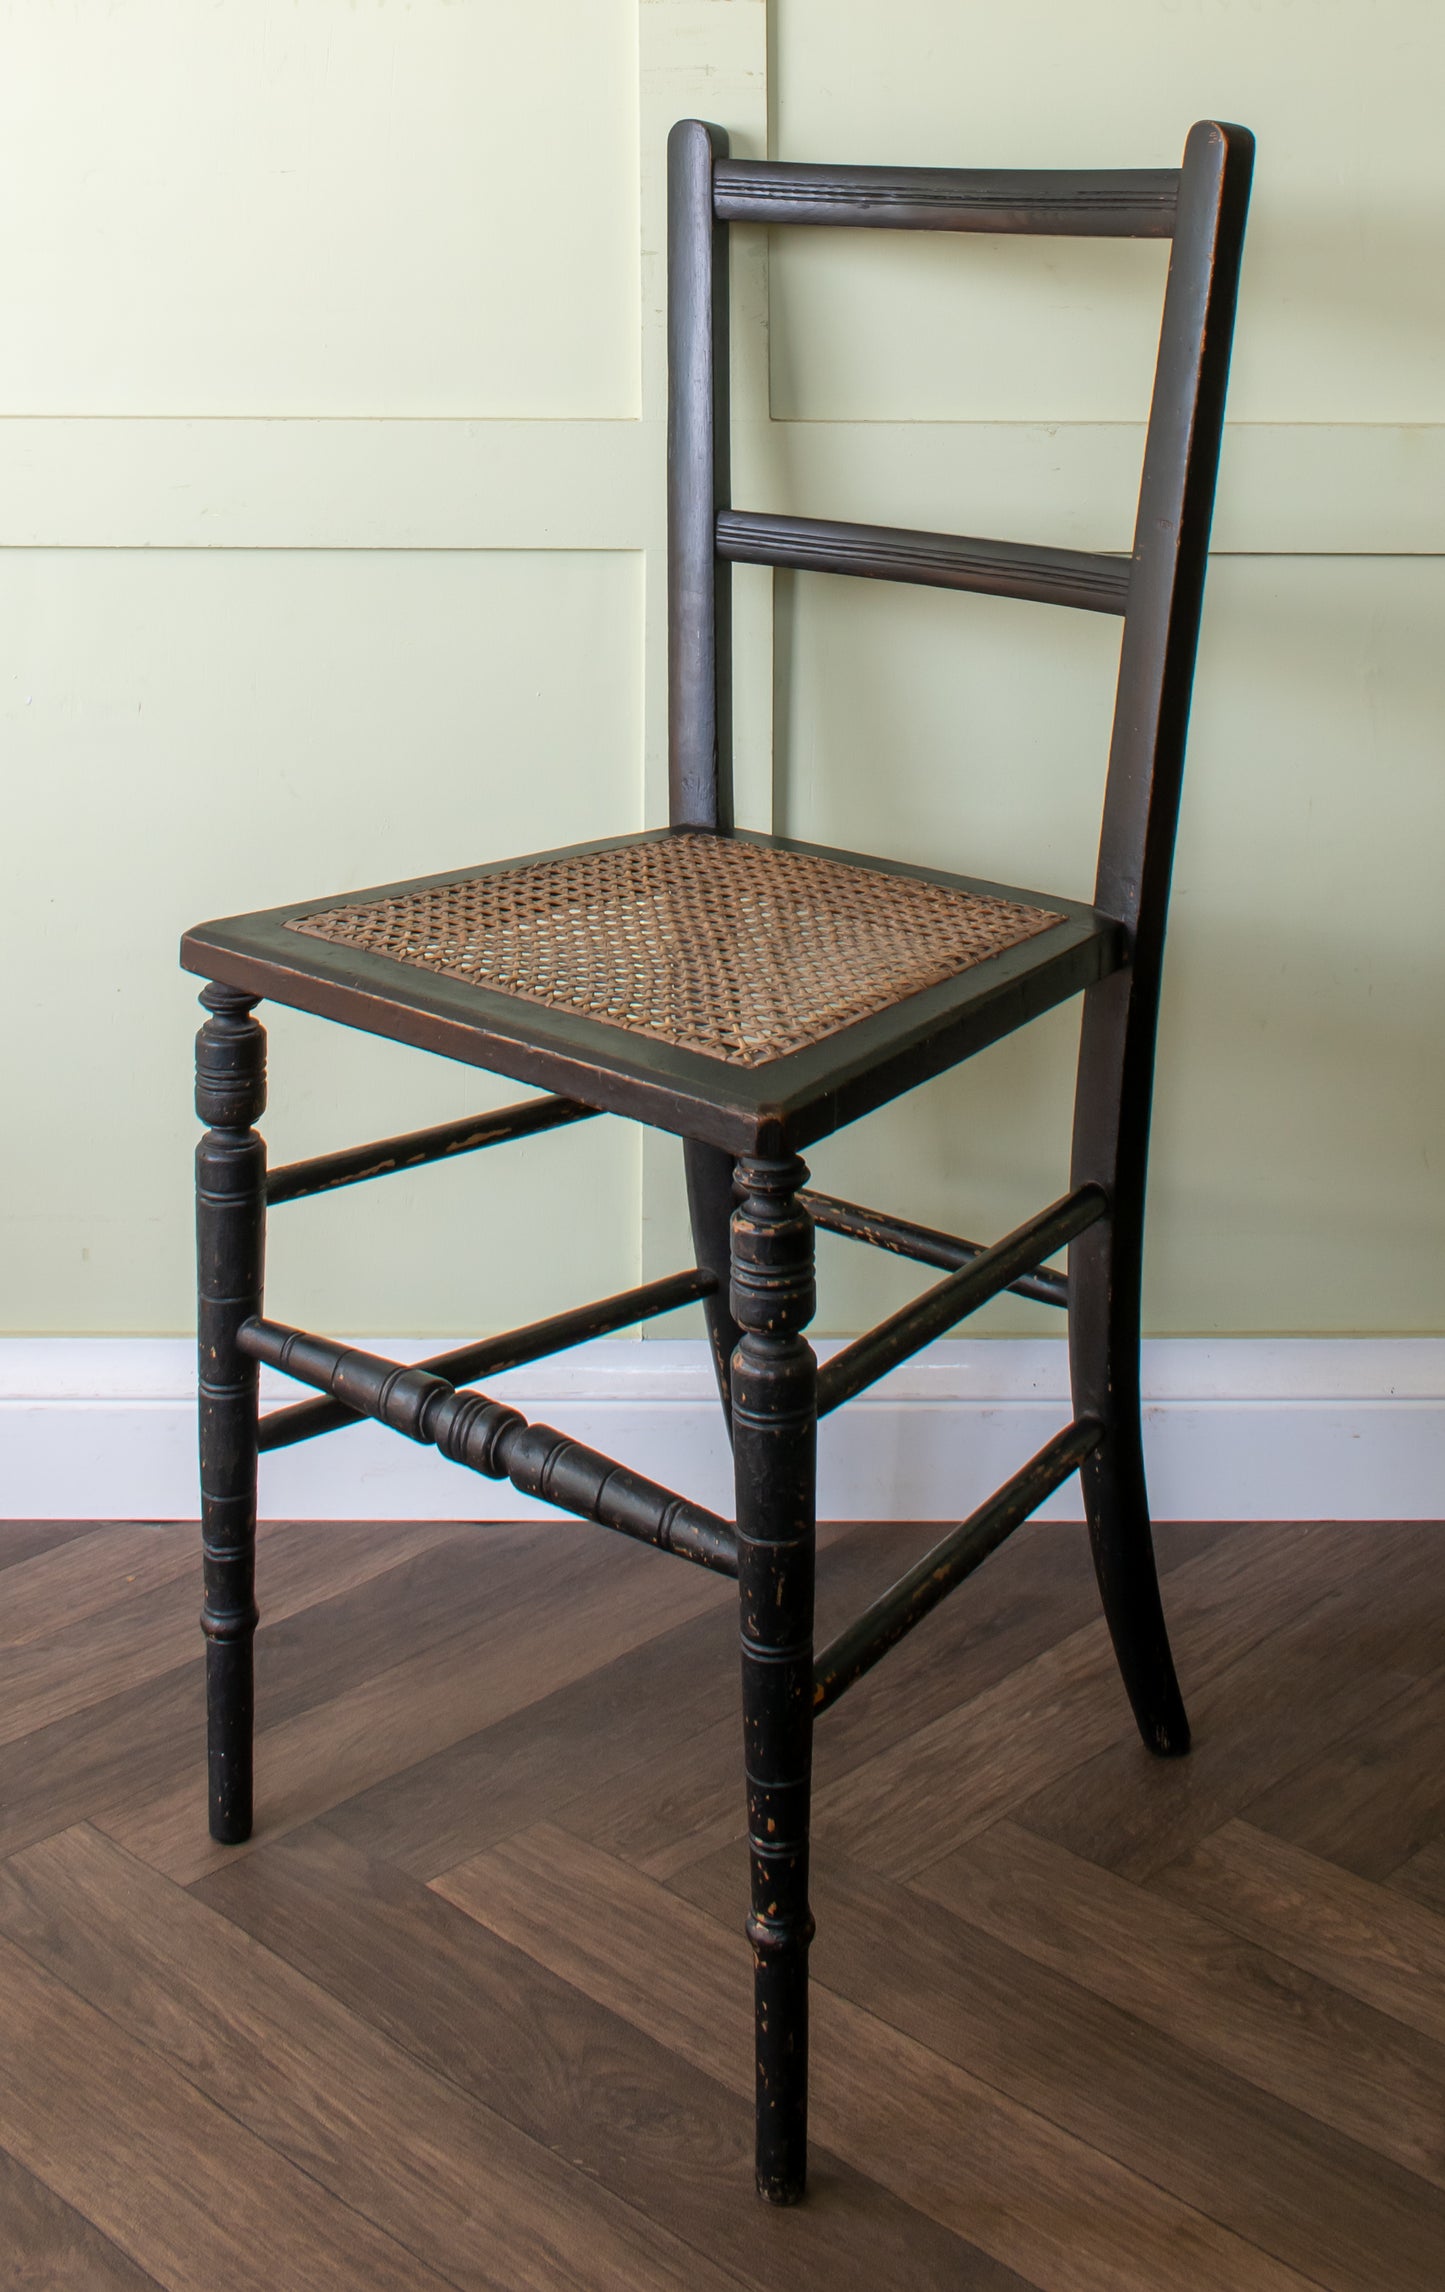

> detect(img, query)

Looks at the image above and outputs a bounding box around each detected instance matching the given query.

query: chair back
[666,116,1254,964]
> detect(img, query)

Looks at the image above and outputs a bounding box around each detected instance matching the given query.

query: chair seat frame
[187,112,1253,2205]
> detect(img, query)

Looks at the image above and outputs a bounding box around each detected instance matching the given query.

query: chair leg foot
[750,1900,813,2201]
[204,1638,257,1843]
[195,984,267,1845]
[731,1154,817,2204]
[1080,1425,1191,1758]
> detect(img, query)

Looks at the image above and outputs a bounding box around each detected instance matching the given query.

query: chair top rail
[717,508,1130,616]
[713,159,1179,237]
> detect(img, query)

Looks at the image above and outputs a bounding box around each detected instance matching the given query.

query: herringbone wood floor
[2,1511,1443,2290]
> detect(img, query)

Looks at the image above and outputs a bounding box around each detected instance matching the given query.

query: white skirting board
[1,1337,1441,1524]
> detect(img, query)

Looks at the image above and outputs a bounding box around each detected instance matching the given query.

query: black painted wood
[712,159,1180,237]
[194,984,267,1844]
[266,1094,596,1206]
[258,1266,714,1454]
[669,117,732,831]
[730,1156,818,2203]
[1068,121,1254,1760]
[716,511,1129,615]
[816,1187,1105,1417]
[799,1189,1069,1308]
[240,1317,737,1575]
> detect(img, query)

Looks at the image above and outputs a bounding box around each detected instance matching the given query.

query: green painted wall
[2,1,1440,1337]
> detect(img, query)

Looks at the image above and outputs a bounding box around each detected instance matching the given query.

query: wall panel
[1,0,1440,1346]
[0,0,640,417]
[772,0,1445,426]
[1,546,643,1332]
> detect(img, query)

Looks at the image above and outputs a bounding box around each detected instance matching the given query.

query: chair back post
[1093,119,1255,969]
[1069,118,1254,1351]
[667,117,733,832]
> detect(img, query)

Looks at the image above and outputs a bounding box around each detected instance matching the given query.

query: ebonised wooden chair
[183,116,1253,2204]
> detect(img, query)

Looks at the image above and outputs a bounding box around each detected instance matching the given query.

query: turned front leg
[730,1153,817,2204]
[195,984,267,1843]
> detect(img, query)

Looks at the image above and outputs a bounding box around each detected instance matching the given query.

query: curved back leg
[1069,969,1190,1756]
[1064,123,1253,1762]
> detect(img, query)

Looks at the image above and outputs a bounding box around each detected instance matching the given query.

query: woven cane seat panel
[285,837,1064,1069]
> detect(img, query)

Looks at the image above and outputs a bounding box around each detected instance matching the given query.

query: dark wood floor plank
[667,1835,1445,2292]
[1,1522,195,1649]
[814,1523,1376,1880]
[6,1513,1440,2288]
[913,1819,1445,2192]
[322,1516,1032,1879]
[0,1824,741,2292]
[0,1926,459,2292]
[0,1520,95,1571]
[97,1523,733,1885]
[433,1822,1317,2292]
[246,1519,599,1754]
[1013,1594,1418,1881]
[1388,1836,1445,1917]
[194,1822,1009,2292]
[1152,1820,1445,2045]
[0,2145,166,2291]
[320,1594,743,1878]
[1240,1666,1445,1880]
[1280,1521,1445,1680]
[316,1521,864,1880]
[545,1518,952,1878]
[0,1516,465,1747]
[557,1521,1236,1883]
[0,1522,490,1862]
[1117,1521,1241,1570]
[0,1660,201,1864]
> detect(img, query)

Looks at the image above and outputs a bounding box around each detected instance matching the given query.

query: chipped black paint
[730,1153,817,2203]
[195,984,267,1845]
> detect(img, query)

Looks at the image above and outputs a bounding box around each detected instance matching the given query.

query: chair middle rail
[716,509,1130,615]
[801,1189,1069,1308]
[239,1316,737,1575]
[815,1183,1107,1417]
[812,1414,1104,1714]
[257,1266,716,1454]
